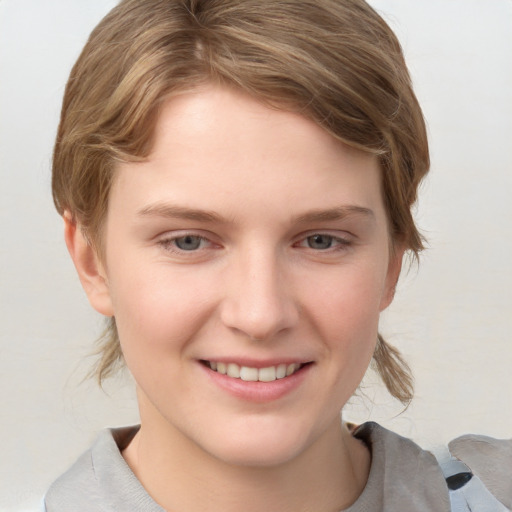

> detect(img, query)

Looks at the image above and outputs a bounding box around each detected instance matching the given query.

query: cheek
[301,263,386,364]
[305,262,386,327]
[106,257,218,359]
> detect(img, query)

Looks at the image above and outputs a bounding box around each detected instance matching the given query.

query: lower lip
[200,363,312,403]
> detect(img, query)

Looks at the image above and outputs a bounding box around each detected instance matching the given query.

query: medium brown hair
[53,0,428,403]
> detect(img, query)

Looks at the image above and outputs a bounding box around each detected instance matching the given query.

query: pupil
[309,235,332,249]
[176,235,201,250]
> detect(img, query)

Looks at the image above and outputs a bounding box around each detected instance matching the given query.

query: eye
[294,232,352,252]
[306,234,336,250]
[173,234,204,251]
[158,233,212,253]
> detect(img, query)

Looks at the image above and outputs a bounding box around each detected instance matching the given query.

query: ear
[64,213,114,317]
[379,244,405,311]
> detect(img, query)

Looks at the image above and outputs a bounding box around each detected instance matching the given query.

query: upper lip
[199,357,313,368]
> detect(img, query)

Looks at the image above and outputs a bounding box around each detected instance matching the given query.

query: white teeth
[227,363,240,378]
[258,366,276,382]
[240,366,259,381]
[208,361,303,381]
[276,363,287,379]
[286,363,298,376]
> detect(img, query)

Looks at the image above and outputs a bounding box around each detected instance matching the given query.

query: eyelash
[157,232,352,255]
[295,233,352,251]
[158,234,213,253]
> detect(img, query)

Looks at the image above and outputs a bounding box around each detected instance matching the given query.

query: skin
[66,84,403,512]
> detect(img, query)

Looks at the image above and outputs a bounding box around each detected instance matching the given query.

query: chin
[198,417,318,468]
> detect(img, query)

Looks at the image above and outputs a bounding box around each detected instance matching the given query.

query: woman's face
[93,84,402,466]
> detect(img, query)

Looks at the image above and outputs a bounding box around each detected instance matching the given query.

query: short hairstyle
[53,0,429,403]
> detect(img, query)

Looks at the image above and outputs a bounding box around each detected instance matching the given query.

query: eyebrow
[137,203,224,223]
[137,203,374,224]
[293,205,375,224]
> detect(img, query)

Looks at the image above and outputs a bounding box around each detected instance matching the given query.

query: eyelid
[157,230,220,253]
[292,231,354,254]
[155,229,354,255]
[294,230,353,243]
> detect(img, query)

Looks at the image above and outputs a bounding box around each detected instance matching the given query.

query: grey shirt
[44,422,512,511]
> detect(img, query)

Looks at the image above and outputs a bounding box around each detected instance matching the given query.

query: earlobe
[63,213,114,317]
[379,245,405,311]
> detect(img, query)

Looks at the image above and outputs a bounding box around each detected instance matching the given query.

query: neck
[123,404,370,512]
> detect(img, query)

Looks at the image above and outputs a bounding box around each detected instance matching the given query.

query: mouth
[200,360,310,382]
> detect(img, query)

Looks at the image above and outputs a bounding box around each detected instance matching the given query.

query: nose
[219,246,299,341]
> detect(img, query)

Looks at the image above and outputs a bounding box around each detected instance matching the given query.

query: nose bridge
[220,242,298,340]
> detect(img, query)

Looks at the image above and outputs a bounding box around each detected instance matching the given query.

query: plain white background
[1,1,511,510]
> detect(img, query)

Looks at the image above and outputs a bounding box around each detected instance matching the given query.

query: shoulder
[349,422,451,511]
[43,435,103,511]
[43,426,164,512]
[354,421,447,480]
[350,422,511,511]
[448,432,512,509]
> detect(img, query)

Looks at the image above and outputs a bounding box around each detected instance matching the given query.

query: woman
[44,0,511,510]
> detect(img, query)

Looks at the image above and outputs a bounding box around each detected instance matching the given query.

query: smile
[204,361,305,382]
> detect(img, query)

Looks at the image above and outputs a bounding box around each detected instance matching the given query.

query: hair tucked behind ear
[88,318,124,385]
[373,334,413,404]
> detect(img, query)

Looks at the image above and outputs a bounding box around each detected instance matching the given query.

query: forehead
[110,84,384,226]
